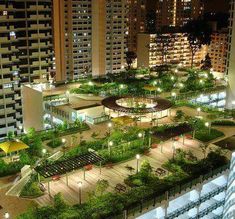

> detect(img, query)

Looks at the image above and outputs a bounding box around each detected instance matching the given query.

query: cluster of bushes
[0,159,24,177]
[212,120,235,126]
[195,128,224,142]
[61,127,149,164]
[19,148,229,219]
[20,175,44,198]
[47,138,63,148]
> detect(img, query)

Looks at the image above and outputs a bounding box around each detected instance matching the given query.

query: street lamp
[171,92,176,100]
[88,81,93,86]
[42,149,47,155]
[108,122,112,134]
[78,181,82,204]
[172,141,176,159]
[4,212,10,219]
[136,154,140,173]
[108,141,113,155]
[205,122,211,135]
[197,107,201,116]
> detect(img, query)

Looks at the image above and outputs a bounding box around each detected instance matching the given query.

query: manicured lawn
[195,128,224,142]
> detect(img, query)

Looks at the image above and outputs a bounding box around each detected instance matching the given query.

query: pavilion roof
[0,140,29,154]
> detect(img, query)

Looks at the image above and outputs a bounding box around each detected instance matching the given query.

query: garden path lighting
[42,149,47,155]
[179,83,184,88]
[78,181,82,204]
[136,154,140,173]
[108,122,112,134]
[4,212,10,219]
[171,92,176,100]
[88,81,93,86]
[108,141,113,155]
[197,107,201,116]
[4,213,9,219]
[62,138,66,144]
[205,122,211,134]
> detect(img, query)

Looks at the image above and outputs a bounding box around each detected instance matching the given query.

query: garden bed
[212,120,235,126]
[195,128,224,142]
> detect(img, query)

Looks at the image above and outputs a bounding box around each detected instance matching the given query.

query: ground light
[136,154,140,173]
[78,181,82,204]
[197,107,201,116]
[4,212,10,219]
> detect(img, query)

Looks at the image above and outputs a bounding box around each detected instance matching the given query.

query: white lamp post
[78,181,82,204]
[108,141,113,155]
[4,212,10,219]
[205,122,211,135]
[136,154,140,173]
[197,107,201,116]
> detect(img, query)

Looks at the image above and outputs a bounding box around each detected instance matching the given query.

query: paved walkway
[36,137,202,206]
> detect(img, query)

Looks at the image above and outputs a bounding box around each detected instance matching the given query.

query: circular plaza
[102,96,173,123]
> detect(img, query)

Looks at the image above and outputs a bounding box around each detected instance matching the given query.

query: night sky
[203,0,229,13]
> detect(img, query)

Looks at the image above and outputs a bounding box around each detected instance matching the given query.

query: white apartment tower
[226,0,235,109]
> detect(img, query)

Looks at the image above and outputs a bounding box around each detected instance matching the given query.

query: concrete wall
[22,86,44,132]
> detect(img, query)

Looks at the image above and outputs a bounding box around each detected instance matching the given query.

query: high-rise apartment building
[126,0,146,52]
[53,0,92,82]
[226,0,235,109]
[0,0,53,138]
[53,0,127,80]
[155,0,204,29]
[92,0,127,76]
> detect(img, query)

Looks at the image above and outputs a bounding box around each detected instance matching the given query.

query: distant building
[208,30,228,77]
[137,33,207,68]
[126,0,147,52]
[155,0,204,29]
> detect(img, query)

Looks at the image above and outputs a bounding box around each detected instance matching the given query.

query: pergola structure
[35,152,104,178]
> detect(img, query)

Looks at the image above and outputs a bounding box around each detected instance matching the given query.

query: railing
[188,199,225,219]
[223,199,235,214]
[166,185,227,219]
[223,210,235,219]
[123,164,229,219]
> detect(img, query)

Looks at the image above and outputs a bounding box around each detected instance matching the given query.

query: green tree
[54,193,67,211]
[7,131,14,140]
[140,160,152,177]
[201,53,212,70]
[125,51,137,70]
[184,20,212,68]
[95,179,109,196]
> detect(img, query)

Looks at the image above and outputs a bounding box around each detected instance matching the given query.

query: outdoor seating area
[115,183,127,193]
[155,168,167,177]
